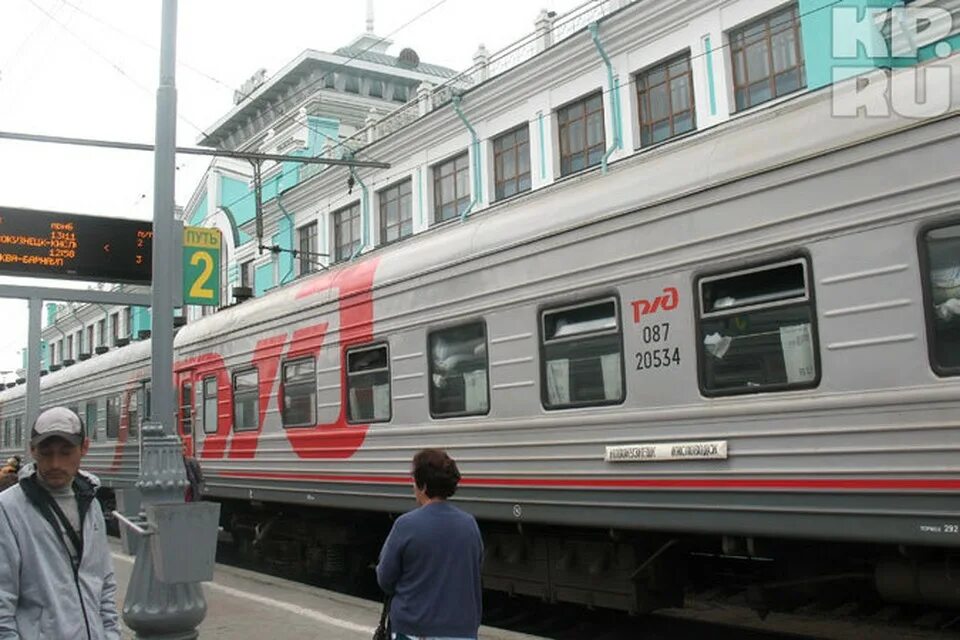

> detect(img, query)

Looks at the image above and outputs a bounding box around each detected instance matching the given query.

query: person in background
[0,456,21,492]
[0,407,120,639]
[376,448,484,640]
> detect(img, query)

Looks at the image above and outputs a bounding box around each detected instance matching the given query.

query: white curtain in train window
[546,359,570,405]
[779,323,815,383]
[348,384,390,420]
[373,383,390,420]
[600,353,622,399]
[932,265,960,320]
[462,370,488,412]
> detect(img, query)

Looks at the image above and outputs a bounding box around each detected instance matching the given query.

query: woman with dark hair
[376,449,483,640]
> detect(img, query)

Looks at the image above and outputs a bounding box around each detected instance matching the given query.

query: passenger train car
[2,60,959,613]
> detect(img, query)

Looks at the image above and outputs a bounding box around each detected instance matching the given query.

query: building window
[541,298,624,409]
[233,369,259,432]
[14,417,22,447]
[558,92,605,177]
[333,202,361,263]
[698,257,819,395]
[126,307,134,339]
[379,179,413,245]
[110,312,120,346]
[106,395,121,439]
[730,3,806,111]
[433,153,471,223]
[202,377,218,434]
[240,260,254,289]
[343,73,360,94]
[921,222,960,375]
[636,52,696,147]
[65,335,73,361]
[280,358,316,427]
[2,420,8,448]
[298,222,318,276]
[429,322,489,417]
[493,125,531,201]
[85,326,94,355]
[346,344,391,423]
[50,342,57,366]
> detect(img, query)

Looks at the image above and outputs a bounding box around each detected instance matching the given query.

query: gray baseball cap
[30,407,84,447]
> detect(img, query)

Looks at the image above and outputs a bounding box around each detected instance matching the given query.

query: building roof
[197,40,458,149]
[333,45,459,80]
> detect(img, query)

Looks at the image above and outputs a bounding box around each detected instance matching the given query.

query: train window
[698,257,819,395]
[346,345,390,423]
[180,382,193,435]
[541,297,624,408]
[127,392,140,440]
[921,222,960,375]
[202,377,219,434]
[429,323,488,418]
[233,369,259,432]
[282,358,317,427]
[85,402,97,441]
[106,395,121,439]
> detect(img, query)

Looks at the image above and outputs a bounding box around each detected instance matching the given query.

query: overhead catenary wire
[21,0,209,135]
[199,0,455,153]
[210,0,848,223]
[208,0,619,218]
[52,0,237,94]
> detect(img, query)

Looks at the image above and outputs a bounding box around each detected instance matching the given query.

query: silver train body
[2,61,959,612]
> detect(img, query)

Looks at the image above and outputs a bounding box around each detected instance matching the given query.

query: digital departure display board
[0,207,152,284]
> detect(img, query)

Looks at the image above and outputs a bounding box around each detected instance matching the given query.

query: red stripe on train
[211,471,960,491]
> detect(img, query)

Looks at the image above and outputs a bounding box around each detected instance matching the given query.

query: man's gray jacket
[0,467,120,639]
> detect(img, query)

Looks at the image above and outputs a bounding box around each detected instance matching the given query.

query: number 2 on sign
[189,251,215,299]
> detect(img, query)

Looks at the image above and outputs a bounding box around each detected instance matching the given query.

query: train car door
[177,372,195,457]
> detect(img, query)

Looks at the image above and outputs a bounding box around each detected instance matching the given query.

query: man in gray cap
[0,406,120,639]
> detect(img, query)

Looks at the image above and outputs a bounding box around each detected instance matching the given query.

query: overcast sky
[0,0,586,375]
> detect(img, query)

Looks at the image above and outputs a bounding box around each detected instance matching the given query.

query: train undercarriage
[195,497,960,618]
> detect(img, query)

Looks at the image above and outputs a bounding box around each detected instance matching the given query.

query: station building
[29,0,960,374]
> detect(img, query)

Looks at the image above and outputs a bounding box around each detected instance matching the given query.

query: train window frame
[85,401,98,441]
[427,322,490,419]
[179,381,193,436]
[539,295,626,410]
[345,344,391,424]
[232,368,260,432]
[106,394,121,439]
[202,376,219,434]
[695,255,821,396]
[918,219,960,377]
[281,357,318,428]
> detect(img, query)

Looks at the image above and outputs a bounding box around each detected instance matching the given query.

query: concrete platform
[110,541,541,640]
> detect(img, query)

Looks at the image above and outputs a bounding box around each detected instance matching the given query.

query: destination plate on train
[605,440,728,463]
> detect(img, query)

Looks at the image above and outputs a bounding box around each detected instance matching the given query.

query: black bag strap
[20,475,84,570]
[378,595,391,628]
[47,495,84,569]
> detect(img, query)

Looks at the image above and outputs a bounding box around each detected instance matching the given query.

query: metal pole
[25,297,41,446]
[122,2,219,638]
[151,0,177,434]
